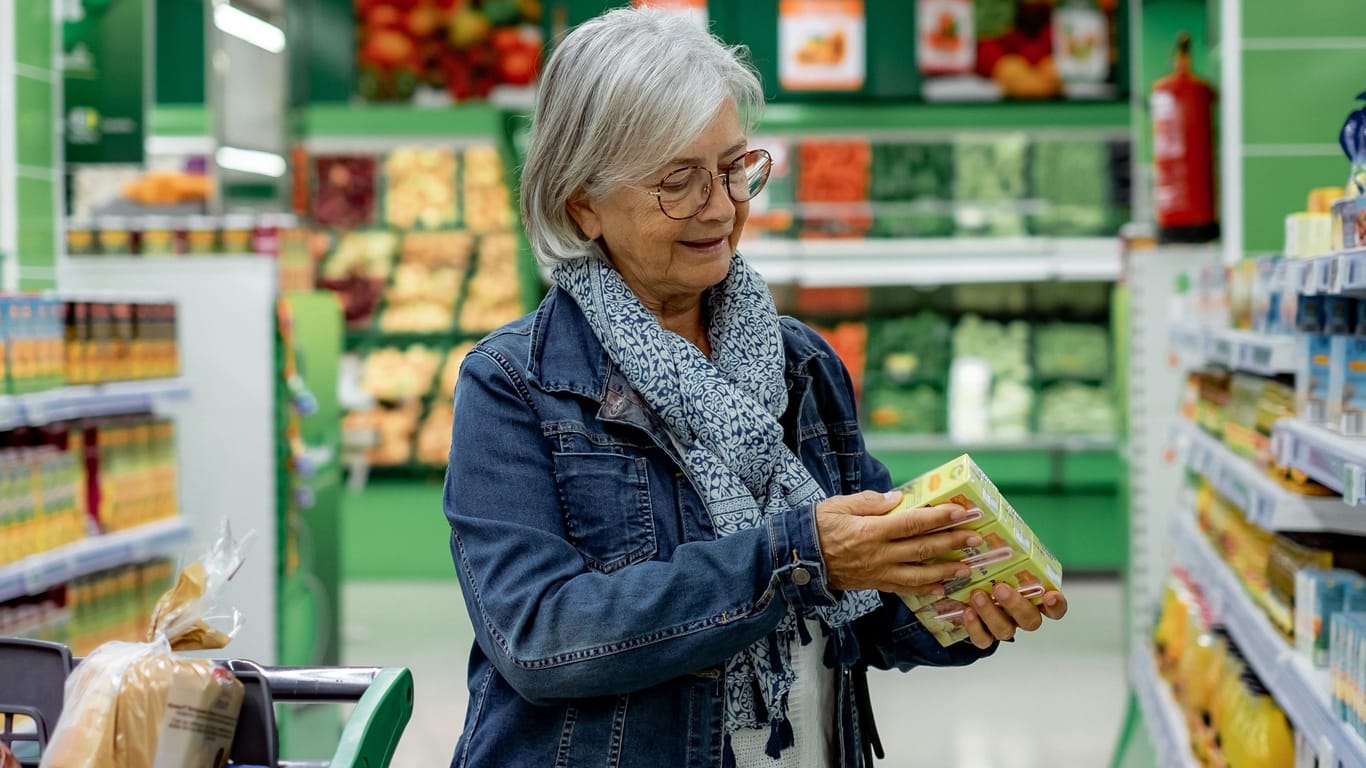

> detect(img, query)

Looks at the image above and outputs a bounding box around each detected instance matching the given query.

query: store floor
[342,578,1127,767]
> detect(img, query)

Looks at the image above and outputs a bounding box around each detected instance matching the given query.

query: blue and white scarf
[553,252,882,753]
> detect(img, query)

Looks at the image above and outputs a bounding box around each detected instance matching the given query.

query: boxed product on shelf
[459,232,522,333]
[0,446,83,568]
[383,146,458,229]
[1297,569,1366,668]
[1329,611,1366,740]
[885,454,1062,646]
[83,417,179,534]
[1331,194,1366,251]
[62,299,181,385]
[2,295,66,394]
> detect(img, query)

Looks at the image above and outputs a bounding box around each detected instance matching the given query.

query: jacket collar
[525,286,828,402]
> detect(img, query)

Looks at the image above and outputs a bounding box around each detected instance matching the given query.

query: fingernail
[956,567,970,579]
[972,592,988,608]
[965,535,984,547]
[883,490,902,504]
[993,583,1011,601]
[951,506,972,521]
[1045,595,1059,607]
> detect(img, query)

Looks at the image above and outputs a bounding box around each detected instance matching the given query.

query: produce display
[384,147,458,229]
[745,134,1127,241]
[1034,322,1109,379]
[1036,382,1115,435]
[459,232,523,332]
[416,402,455,466]
[344,403,421,467]
[355,0,542,102]
[313,156,378,228]
[359,345,440,402]
[437,342,477,399]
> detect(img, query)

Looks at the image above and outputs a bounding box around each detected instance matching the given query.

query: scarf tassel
[796,616,814,646]
[824,625,863,669]
[764,713,796,760]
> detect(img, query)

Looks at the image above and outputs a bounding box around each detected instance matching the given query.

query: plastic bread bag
[41,521,254,768]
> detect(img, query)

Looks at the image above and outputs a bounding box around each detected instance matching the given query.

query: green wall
[1236,0,1366,254]
[10,0,59,290]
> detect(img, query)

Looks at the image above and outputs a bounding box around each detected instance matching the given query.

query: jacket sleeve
[444,347,841,705]
[798,328,999,670]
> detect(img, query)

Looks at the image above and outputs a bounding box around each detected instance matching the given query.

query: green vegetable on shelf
[1035,322,1110,379]
[865,384,946,434]
[1038,382,1116,435]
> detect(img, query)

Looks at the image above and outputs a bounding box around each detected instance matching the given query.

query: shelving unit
[1171,511,1366,768]
[739,236,1121,286]
[1129,648,1199,768]
[1170,417,1366,535]
[1288,249,1366,297]
[0,518,193,604]
[0,377,191,429]
[1272,418,1366,506]
[1168,325,1298,376]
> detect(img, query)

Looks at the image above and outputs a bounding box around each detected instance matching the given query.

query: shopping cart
[0,637,414,768]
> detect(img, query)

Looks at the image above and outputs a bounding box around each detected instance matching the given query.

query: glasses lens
[727,150,772,203]
[658,167,710,219]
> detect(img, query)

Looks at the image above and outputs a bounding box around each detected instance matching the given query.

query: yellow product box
[885,454,1064,647]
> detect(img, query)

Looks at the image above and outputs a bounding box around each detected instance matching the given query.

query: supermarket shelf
[865,433,1116,453]
[1129,647,1199,768]
[0,377,192,430]
[1172,511,1366,767]
[1168,325,1298,376]
[1293,248,1366,296]
[738,237,1120,286]
[1170,418,1366,534]
[756,100,1132,136]
[0,517,193,603]
[1272,418,1366,506]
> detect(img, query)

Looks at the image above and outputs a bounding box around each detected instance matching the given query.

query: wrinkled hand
[961,585,1069,649]
[815,490,980,596]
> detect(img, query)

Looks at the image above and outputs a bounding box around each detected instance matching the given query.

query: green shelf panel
[148,105,210,137]
[1062,449,1124,489]
[755,101,1133,136]
[306,103,508,139]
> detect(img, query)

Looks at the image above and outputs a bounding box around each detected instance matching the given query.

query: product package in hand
[40,522,254,768]
[886,454,1063,646]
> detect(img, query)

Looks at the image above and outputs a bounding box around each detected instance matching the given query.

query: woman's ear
[566,194,603,241]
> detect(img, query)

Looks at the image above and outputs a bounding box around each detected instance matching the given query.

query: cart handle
[326,667,414,768]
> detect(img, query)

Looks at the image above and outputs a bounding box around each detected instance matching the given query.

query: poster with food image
[779,0,866,92]
[919,0,1120,102]
[632,0,708,29]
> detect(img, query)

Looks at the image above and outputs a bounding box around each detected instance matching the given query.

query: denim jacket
[443,287,993,768]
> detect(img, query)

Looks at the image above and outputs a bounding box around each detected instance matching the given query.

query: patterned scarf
[553,252,882,754]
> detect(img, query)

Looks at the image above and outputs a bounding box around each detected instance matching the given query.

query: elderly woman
[443,8,1067,767]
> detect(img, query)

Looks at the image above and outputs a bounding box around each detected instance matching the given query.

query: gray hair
[520,7,764,266]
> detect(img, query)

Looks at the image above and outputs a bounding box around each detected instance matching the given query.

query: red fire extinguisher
[1151,32,1219,243]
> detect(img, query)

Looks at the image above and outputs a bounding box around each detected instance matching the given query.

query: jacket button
[791,566,811,586]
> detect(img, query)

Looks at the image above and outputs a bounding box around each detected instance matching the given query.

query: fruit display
[383,147,458,229]
[344,403,421,466]
[314,156,379,228]
[437,341,476,399]
[463,146,515,233]
[460,232,522,332]
[359,345,441,402]
[318,231,399,329]
[401,229,475,270]
[416,403,455,466]
[355,0,542,103]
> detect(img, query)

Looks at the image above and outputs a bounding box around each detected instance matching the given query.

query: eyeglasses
[636,149,773,220]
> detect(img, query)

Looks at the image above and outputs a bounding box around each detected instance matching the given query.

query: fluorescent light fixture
[216,146,288,178]
[214,3,286,54]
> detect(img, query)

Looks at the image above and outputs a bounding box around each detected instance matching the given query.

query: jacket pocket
[552,451,658,573]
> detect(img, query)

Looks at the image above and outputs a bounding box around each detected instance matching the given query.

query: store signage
[778,0,866,92]
[63,0,146,164]
[633,0,709,29]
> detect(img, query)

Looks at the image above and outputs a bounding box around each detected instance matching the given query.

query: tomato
[404,2,441,37]
[360,29,418,69]
[497,46,538,86]
[490,27,522,55]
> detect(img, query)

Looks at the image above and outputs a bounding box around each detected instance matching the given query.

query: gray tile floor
[342,578,1127,767]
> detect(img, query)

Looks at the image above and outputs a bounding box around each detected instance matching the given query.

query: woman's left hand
[961,585,1068,649]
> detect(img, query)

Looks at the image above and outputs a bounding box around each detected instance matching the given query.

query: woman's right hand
[815,490,980,596]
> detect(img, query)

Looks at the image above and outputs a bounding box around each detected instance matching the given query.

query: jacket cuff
[770,502,841,610]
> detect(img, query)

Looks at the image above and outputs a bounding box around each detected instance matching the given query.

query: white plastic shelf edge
[0,377,191,430]
[1272,419,1366,506]
[1171,418,1366,534]
[0,517,194,603]
[1130,647,1199,768]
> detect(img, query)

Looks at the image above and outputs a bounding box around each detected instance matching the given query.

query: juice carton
[1294,568,1366,667]
[885,454,1063,646]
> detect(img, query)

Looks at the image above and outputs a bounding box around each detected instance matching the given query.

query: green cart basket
[0,637,414,768]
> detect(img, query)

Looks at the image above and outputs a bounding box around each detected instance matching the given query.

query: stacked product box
[886,454,1063,646]
[81,416,179,534]
[1,295,66,395]
[1295,569,1366,668]
[0,446,84,567]
[1330,611,1366,742]
[63,297,180,384]
[0,558,176,654]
